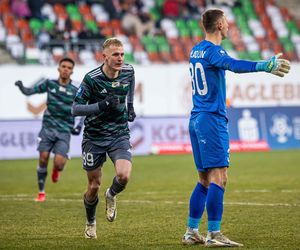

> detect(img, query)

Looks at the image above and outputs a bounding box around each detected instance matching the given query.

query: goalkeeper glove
[127,103,136,122]
[71,125,82,135]
[15,80,23,88]
[255,53,290,77]
[98,95,120,111]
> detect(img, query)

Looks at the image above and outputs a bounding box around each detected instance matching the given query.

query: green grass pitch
[0,150,299,249]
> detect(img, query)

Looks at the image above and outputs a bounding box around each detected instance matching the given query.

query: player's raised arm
[15,78,48,96]
[14,80,37,96]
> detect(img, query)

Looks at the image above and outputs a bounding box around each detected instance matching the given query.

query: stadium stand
[0,0,299,65]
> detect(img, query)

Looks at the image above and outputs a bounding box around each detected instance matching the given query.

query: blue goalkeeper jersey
[189,40,258,119]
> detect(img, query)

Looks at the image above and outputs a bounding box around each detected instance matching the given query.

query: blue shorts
[189,112,229,172]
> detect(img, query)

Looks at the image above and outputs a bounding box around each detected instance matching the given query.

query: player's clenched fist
[15,80,23,88]
[98,95,120,111]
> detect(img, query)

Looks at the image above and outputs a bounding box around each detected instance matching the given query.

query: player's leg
[111,159,132,195]
[106,137,132,222]
[182,172,208,245]
[35,129,54,201]
[205,167,226,244]
[51,154,67,183]
[82,141,106,239]
[51,133,70,183]
[182,117,207,245]
[205,167,242,247]
[84,168,102,239]
[202,114,243,247]
[35,151,50,202]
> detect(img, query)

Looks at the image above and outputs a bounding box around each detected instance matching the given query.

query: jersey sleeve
[73,74,93,105]
[207,46,257,73]
[127,66,135,104]
[33,78,49,93]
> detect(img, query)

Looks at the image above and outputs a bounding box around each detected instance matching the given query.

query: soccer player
[71,37,136,239]
[182,8,290,247]
[15,57,83,202]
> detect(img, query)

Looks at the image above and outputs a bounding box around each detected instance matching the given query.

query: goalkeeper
[15,57,84,202]
[182,8,290,247]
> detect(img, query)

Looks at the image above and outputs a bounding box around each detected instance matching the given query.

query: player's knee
[117,174,129,185]
[222,178,228,187]
[89,180,100,193]
[222,172,228,187]
[200,179,210,188]
[53,158,67,171]
[53,162,65,171]
[39,158,48,167]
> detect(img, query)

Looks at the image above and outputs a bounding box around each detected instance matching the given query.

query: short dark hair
[201,9,224,33]
[59,57,75,66]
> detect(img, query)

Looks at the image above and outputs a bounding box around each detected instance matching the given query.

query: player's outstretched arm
[72,95,120,116]
[15,80,36,95]
[256,53,291,77]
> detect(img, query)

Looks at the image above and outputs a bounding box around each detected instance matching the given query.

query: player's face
[58,61,74,81]
[219,15,229,40]
[103,45,124,72]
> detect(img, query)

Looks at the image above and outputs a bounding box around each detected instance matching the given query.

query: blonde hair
[102,37,123,50]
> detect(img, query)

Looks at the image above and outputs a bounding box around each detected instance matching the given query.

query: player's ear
[217,20,223,30]
[102,52,107,62]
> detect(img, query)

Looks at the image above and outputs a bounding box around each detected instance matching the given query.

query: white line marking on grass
[0,195,299,207]
[224,202,299,207]
[234,189,300,193]
[233,189,271,193]
[1,189,299,199]
[281,190,300,193]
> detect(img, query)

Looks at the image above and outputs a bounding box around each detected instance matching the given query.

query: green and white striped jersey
[74,63,135,145]
[33,79,79,133]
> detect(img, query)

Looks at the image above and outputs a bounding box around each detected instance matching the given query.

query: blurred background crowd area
[0,0,300,66]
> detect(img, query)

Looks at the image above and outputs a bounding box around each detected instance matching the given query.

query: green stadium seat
[86,20,98,33]
[145,43,157,53]
[176,19,187,30]
[43,20,54,31]
[158,43,170,53]
[179,27,190,38]
[29,18,42,36]
[249,51,261,61]
[124,53,135,63]
[237,51,249,60]
[66,4,79,15]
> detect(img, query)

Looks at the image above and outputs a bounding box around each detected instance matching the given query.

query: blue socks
[206,183,224,232]
[187,182,208,229]
[187,182,225,232]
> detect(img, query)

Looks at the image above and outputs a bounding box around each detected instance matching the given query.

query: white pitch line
[0,189,299,198]
[0,195,299,207]
[233,189,271,193]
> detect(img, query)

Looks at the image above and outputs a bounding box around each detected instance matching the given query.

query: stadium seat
[94,50,103,63]
[1,0,300,64]
[29,19,42,36]
[52,47,64,63]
